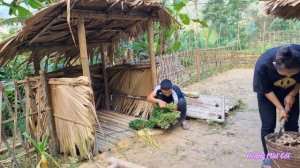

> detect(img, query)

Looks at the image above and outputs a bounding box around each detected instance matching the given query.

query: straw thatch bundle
[265,0,300,19]
[49,76,97,158]
[109,67,154,118]
[0,0,175,68]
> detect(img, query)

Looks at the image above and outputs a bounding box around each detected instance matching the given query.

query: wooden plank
[98,113,134,124]
[99,111,136,120]
[77,17,91,78]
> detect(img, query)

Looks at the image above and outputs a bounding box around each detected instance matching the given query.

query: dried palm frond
[265,0,300,19]
[49,76,97,158]
[109,68,154,118]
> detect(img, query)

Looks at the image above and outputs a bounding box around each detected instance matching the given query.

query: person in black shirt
[253,44,300,168]
[147,79,190,129]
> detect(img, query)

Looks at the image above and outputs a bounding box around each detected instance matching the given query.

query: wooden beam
[77,17,91,77]
[64,10,154,21]
[147,20,157,88]
[25,40,111,50]
[29,17,60,45]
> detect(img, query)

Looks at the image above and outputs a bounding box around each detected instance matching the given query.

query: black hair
[275,45,300,69]
[160,79,172,90]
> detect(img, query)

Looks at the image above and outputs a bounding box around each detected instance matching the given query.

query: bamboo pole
[32,52,40,76]
[108,44,114,67]
[77,17,91,78]
[39,71,58,156]
[1,129,20,168]
[100,45,111,110]
[0,83,2,145]
[147,20,157,88]
[195,50,201,78]
[24,78,30,139]
[262,21,266,52]
[13,114,17,154]
[37,78,41,140]
[158,25,164,56]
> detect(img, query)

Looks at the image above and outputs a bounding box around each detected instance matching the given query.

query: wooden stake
[77,17,91,78]
[147,21,157,88]
[39,71,59,156]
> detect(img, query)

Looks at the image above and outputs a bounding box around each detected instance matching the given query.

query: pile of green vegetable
[129,103,180,130]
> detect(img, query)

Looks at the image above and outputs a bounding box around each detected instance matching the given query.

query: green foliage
[129,103,180,130]
[179,13,190,25]
[23,132,61,167]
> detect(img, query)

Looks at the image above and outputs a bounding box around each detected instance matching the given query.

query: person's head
[274,45,300,77]
[160,79,173,96]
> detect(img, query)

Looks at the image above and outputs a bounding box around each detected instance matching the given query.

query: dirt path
[91,68,264,168]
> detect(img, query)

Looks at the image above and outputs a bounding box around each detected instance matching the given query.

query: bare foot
[181,120,190,130]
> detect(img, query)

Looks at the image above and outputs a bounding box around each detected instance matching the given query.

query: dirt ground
[83,68,265,168]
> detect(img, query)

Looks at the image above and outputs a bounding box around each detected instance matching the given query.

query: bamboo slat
[96,110,136,152]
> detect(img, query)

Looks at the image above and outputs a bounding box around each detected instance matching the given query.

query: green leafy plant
[129,103,180,130]
[23,132,60,168]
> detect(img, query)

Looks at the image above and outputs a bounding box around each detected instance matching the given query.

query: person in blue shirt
[147,79,189,129]
[253,44,300,168]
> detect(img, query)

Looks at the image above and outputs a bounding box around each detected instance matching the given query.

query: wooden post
[108,45,114,66]
[262,21,266,52]
[195,50,201,79]
[100,45,111,110]
[147,20,157,88]
[0,83,2,145]
[32,52,40,76]
[77,17,91,78]
[158,25,164,56]
[24,78,30,146]
[218,23,222,48]
[39,71,59,156]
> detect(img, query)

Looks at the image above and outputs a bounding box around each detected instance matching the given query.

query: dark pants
[155,95,187,121]
[257,92,299,155]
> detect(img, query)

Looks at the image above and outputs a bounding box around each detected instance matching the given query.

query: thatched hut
[265,0,300,19]
[0,0,175,158]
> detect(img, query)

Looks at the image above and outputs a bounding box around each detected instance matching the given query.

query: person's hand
[278,108,288,122]
[158,100,167,108]
[284,94,295,112]
[173,104,178,110]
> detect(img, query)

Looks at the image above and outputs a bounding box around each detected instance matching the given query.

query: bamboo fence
[0,72,58,167]
[247,30,300,51]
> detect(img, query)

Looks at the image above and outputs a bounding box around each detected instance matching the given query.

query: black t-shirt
[253,44,300,94]
[153,84,185,104]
